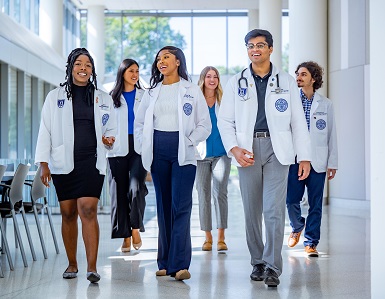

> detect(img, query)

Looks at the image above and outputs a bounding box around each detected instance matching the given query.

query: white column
[289,0,327,94]
[248,9,259,31]
[87,6,105,85]
[39,0,63,56]
[259,0,282,69]
[370,1,385,298]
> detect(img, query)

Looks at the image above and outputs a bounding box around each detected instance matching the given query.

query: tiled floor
[0,176,371,298]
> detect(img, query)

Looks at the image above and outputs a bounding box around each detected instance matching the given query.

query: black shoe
[63,267,78,279]
[264,268,280,287]
[86,271,100,283]
[250,264,265,281]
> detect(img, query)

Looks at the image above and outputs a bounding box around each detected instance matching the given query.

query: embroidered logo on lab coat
[102,114,109,126]
[238,87,247,97]
[275,98,288,112]
[316,119,326,130]
[183,103,193,116]
[57,99,65,108]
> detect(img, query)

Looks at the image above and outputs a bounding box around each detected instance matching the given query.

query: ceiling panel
[73,0,288,11]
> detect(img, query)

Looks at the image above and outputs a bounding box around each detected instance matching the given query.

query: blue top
[206,104,227,157]
[122,89,136,134]
[300,89,314,131]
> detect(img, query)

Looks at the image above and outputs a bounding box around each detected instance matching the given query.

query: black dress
[52,84,105,201]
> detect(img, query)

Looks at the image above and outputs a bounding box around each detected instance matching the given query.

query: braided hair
[60,48,98,106]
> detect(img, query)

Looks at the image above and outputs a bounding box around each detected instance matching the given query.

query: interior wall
[328,0,369,207]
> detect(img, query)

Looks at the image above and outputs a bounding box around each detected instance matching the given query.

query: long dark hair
[110,59,142,108]
[60,48,97,106]
[149,46,190,90]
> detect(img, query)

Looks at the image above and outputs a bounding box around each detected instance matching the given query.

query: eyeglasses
[246,42,268,50]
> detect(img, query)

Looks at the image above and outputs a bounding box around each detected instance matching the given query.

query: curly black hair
[60,48,98,105]
[295,61,324,91]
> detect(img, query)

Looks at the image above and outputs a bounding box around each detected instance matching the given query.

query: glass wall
[1,0,39,34]
[63,0,80,57]
[25,74,32,159]
[9,67,17,159]
[80,10,249,82]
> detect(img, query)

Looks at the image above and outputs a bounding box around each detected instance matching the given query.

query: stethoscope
[238,68,282,101]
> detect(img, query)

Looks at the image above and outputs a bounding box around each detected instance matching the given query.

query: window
[25,74,32,159]
[9,67,17,159]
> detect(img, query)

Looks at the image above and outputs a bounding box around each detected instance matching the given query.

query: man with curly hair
[286,61,338,257]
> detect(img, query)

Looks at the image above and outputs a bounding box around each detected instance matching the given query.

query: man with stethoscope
[218,29,312,287]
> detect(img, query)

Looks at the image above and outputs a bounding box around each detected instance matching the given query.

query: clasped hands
[102,136,115,147]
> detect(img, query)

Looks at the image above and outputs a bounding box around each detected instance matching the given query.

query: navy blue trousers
[286,163,326,247]
[151,130,196,275]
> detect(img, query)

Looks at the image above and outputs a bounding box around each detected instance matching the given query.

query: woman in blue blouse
[196,66,231,251]
[107,59,148,252]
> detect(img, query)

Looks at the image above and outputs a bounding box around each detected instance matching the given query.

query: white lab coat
[218,64,311,166]
[107,88,145,158]
[35,86,117,175]
[309,92,338,172]
[134,78,212,172]
[196,101,220,160]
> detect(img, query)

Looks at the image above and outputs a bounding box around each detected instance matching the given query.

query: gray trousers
[237,137,289,276]
[196,155,231,231]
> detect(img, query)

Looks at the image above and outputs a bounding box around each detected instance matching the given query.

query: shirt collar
[300,89,314,101]
[249,63,272,80]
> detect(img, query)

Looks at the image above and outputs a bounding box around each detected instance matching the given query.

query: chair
[0,163,36,267]
[24,166,60,258]
[0,164,14,276]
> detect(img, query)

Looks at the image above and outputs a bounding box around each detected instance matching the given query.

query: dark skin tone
[39,54,115,274]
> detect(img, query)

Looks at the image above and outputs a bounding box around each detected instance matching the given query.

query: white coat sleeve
[104,95,117,139]
[289,79,312,162]
[217,78,238,155]
[188,88,211,145]
[327,101,338,169]
[134,90,150,155]
[34,94,52,165]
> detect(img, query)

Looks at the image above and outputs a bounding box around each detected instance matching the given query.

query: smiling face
[72,54,92,86]
[204,69,219,92]
[123,63,139,88]
[156,50,180,77]
[247,36,273,66]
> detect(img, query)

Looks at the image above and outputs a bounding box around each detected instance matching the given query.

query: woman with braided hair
[35,48,117,283]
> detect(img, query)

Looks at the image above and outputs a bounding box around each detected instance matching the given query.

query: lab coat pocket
[50,145,65,169]
[312,116,328,134]
[184,136,196,161]
[269,93,291,116]
[316,146,328,169]
[278,131,295,159]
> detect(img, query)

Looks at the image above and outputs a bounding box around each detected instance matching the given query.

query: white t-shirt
[153,82,180,131]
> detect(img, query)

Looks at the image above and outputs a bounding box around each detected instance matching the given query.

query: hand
[102,136,115,146]
[327,168,337,180]
[231,146,254,167]
[298,161,310,180]
[40,162,51,187]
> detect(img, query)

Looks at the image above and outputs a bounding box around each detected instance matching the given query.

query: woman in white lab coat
[35,48,116,283]
[134,46,211,280]
[107,59,148,252]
